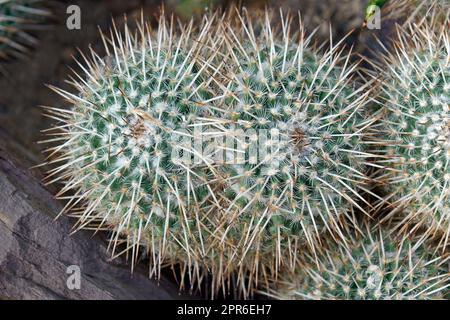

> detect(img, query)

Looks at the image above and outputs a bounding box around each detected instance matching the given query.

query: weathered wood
[0,131,185,300]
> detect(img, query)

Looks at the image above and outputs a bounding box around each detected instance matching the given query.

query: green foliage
[365,0,388,21]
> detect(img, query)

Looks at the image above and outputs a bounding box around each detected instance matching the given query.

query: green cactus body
[0,0,48,60]
[42,17,224,277]
[201,13,377,292]
[376,16,450,245]
[272,226,450,300]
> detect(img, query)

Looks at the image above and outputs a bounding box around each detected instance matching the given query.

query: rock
[0,130,185,300]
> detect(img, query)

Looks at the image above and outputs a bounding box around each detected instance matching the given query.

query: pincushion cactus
[40,15,229,281]
[373,16,450,246]
[269,224,450,300]
[197,11,378,295]
[0,0,48,60]
[267,0,366,44]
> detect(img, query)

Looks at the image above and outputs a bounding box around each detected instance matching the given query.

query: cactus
[0,0,49,60]
[40,15,230,283]
[198,11,378,295]
[373,15,450,246]
[269,224,450,300]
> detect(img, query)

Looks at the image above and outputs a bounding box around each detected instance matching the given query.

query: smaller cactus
[373,13,450,246]
[0,0,49,61]
[269,224,450,300]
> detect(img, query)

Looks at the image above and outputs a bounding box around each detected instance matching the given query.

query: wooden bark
[0,130,185,300]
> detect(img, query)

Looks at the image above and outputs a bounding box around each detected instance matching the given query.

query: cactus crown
[374,14,450,245]
[0,0,48,60]
[271,225,450,300]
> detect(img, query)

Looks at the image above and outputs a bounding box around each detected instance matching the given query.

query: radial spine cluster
[383,0,449,24]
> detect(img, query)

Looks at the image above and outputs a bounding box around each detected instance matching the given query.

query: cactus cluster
[0,0,48,60]
[270,224,450,300]
[41,11,378,297]
[40,3,450,300]
[374,12,450,247]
